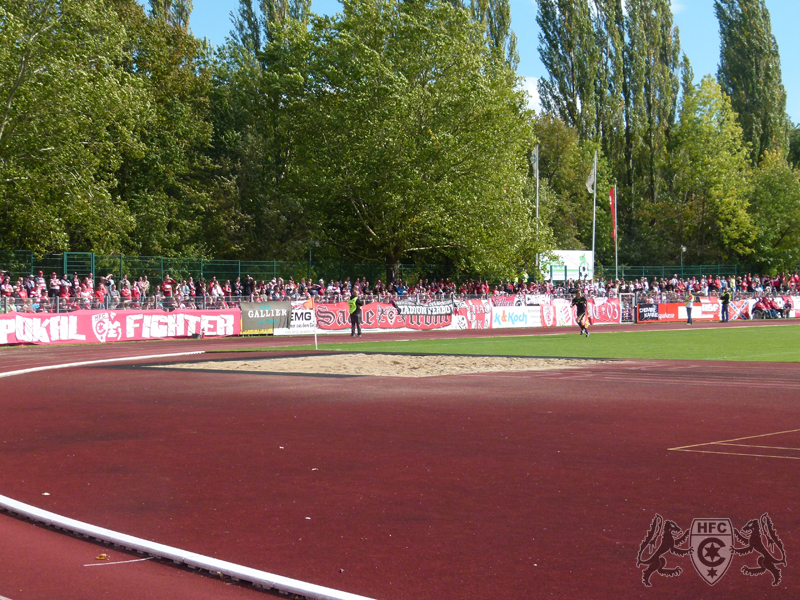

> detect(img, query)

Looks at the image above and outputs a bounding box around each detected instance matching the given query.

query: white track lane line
[0,351,378,600]
[0,351,205,379]
[0,495,376,600]
[84,557,154,567]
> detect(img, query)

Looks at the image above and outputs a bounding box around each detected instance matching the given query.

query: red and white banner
[651,299,719,323]
[314,302,452,332]
[0,309,240,346]
[784,297,800,318]
[588,298,623,324]
[454,299,492,330]
[539,298,622,327]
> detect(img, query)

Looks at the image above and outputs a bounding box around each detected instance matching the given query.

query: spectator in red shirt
[93,283,106,309]
[161,273,177,310]
[120,283,132,308]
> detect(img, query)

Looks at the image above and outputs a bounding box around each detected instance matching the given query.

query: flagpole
[591,151,597,284]
[615,186,619,282]
[531,146,540,277]
[535,145,539,223]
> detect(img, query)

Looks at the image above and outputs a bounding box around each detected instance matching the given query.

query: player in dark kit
[571,288,590,337]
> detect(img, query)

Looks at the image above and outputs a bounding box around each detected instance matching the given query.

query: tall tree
[715,0,788,164]
[666,76,753,263]
[536,0,684,263]
[471,0,519,68]
[0,0,144,254]
[622,0,682,206]
[299,0,535,273]
[536,0,599,140]
[209,0,312,260]
[149,0,193,29]
[112,0,220,257]
[748,151,800,271]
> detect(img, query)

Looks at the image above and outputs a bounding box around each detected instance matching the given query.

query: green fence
[595,264,763,280]
[1,251,464,287]
[1,251,776,287]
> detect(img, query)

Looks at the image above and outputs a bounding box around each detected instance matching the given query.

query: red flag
[609,187,617,241]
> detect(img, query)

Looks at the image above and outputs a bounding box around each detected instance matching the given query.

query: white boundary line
[0,351,378,600]
[0,352,206,379]
[0,495,375,600]
[84,557,154,567]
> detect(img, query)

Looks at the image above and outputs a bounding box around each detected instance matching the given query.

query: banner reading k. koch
[240,301,292,334]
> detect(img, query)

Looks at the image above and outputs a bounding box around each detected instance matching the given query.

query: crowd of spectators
[2,268,799,314]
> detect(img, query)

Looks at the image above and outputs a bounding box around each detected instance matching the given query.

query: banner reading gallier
[0,309,241,346]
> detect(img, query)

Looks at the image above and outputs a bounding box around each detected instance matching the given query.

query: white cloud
[671,1,685,14]
[518,76,541,113]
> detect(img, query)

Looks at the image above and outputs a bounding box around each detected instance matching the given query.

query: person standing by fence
[349,290,364,337]
[685,291,695,325]
[720,289,731,323]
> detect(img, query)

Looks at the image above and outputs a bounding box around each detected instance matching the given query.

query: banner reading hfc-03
[241,301,292,334]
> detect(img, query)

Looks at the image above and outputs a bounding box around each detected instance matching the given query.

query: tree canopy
[1,0,799,274]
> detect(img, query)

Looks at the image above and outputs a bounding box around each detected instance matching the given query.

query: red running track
[0,321,799,599]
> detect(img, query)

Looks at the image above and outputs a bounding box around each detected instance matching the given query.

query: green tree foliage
[788,123,800,169]
[715,0,788,164]
[470,0,519,68]
[0,0,143,255]
[298,0,534,273]
[623,0,682,206]
[748,151,800,270]
[666,76,753,263]
[111,0,220,257]
[210,0,311,260]
[533,114,600,252]
[536,0,684,263]
[536,0,598,139]
[148,0,193,29]
[3,0,798,275]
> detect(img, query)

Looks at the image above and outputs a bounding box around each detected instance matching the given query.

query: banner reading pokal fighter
[314,301,453,332]
[0,309,240,346]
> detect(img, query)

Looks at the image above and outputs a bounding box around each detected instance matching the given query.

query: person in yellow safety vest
[720,289,732,323]
[349,290,364,337]
[685,290,695,325]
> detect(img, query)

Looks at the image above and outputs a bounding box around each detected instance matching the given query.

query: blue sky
[141,0,800,122]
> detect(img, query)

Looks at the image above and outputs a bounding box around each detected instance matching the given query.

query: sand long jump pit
[152,353,608,378]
